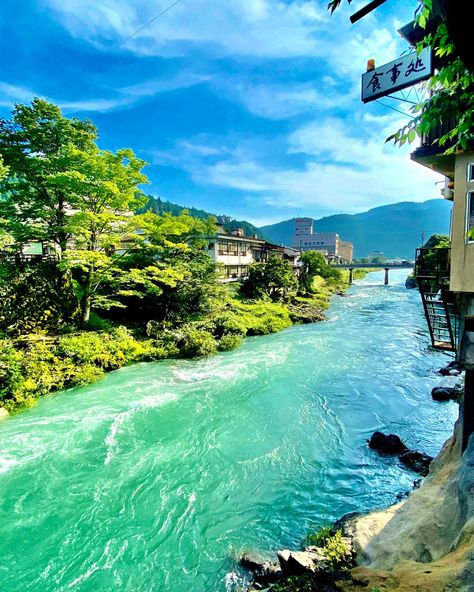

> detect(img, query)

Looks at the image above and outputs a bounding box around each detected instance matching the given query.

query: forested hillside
[144,196,264,239]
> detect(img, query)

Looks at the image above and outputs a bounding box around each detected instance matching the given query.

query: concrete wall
[450,151,474,293]
[339,240,354,263]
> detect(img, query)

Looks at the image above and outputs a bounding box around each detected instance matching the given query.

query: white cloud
[121,72,212,97]
[0,81,133,112]
[0,71,209,113]
[161,115,443,214]
[222,81,353,120]
[43,0,329,58]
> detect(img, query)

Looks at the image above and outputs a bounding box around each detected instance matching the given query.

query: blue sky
[0,0,442,225]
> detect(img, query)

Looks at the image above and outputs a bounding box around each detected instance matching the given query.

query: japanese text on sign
[361,47,432,103]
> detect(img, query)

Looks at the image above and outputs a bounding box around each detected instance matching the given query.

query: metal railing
[415,247,451,280]
[0,252,58,265]
[418,118,458,152]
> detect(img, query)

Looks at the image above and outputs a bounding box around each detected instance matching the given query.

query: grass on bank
[0,270,371,413]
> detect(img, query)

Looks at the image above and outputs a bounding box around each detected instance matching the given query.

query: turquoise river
[0,270,459,592]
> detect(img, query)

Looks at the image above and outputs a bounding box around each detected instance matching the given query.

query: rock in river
[399,450,433,476]
[368,431,408,455]
[431,386,462,402]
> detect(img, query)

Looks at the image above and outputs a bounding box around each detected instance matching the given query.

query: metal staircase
[415,248,457,352]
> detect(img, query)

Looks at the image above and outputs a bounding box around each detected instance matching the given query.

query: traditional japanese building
[204,228,285,280]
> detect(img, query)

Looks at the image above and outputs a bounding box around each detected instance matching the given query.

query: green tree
[242,256,297,300]
[56,145,151,325]
[299,251,328,294]
[0,98,97,253]
[0,155,8,180]
[117,211,219,324]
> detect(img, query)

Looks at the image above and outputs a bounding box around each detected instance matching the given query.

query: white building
[291,219,353,262]
[205,228,285,280]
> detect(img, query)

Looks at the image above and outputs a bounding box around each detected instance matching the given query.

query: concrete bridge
[330,263,414,285]
[331,263,414,269]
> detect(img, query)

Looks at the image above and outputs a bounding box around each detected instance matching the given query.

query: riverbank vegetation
[0,99,361,413]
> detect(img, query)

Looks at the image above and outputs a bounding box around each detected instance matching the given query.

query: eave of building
[411,148,456,178]
[204,234,265,245]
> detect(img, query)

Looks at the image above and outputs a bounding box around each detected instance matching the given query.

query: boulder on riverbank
[369,431,433,475]
[399,450,433,476]
[438,361,463,376]
[432,386,462,402]
[288,302,327,324]
[241,532,355,591]
[240,553,283,586]
[405,276,418,289]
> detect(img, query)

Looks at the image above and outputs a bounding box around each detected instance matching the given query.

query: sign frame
[361,46,432,103]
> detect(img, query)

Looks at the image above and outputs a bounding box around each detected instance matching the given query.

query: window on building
[467,164,474,182]
[467,192,474,243]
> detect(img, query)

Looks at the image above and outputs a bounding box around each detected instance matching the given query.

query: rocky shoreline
[238,361,472,592]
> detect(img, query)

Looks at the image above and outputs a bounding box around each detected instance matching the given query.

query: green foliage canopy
[299,251,329,294]
[0,98,98,251]
[242,256,297,300]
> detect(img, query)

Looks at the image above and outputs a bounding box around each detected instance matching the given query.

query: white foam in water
[223,571,241,592]
[133,391,178,409]
[0,457,20,474]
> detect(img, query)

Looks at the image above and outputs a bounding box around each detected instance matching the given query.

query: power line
[113,0,183,51]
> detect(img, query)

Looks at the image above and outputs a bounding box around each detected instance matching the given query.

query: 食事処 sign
[361,47,432,103]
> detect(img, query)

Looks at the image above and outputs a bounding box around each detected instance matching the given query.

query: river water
[0,270,459,592]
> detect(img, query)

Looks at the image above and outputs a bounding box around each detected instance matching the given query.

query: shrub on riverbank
[0,271,358,413]
[0,329,165,412]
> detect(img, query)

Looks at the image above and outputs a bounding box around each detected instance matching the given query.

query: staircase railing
[415,247,457,352]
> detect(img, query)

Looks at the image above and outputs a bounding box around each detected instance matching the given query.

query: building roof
[204,233,265,245]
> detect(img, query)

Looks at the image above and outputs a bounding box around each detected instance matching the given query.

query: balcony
[415,247,451,281]
[411,119,457,177]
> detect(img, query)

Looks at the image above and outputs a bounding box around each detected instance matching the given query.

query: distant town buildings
[367,250,385,260]
[291,218,353,263]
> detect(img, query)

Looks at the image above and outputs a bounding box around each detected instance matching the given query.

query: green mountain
[143,195,264,238]
[260,199,452,259]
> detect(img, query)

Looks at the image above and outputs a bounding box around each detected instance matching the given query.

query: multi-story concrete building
[338,240,354,263]
[291,219,353,262]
